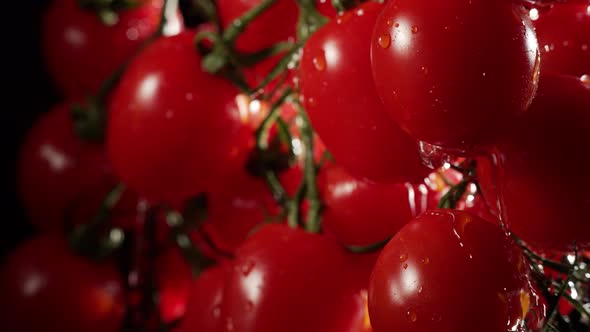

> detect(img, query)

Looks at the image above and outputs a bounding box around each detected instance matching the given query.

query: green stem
[437,179,469,209]
[264,170,289,205]
[544,248,578,331]
[295,102,322,233]
[296,0,328,40]
[255,88,294,149]
[346,237,391,254]
[222,0,278,43]
[190,0,221,30]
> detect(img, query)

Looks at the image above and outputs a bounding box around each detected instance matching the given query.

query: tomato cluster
[7,0,590,331]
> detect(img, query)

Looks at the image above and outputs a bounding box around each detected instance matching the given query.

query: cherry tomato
[217,0,298,54]
[202,170,280,254]
[371,0,540,150]
[0,234,125,332]
[42,0,183,96]
[369,210,541,332]
[477,74,590,252]
[107,30,256,203]
[533,4,590,77]
[221,223,368,332]
[320,164,429,247]
[155,248,192,323]
[316,0,338,18]
[300,2,429,183]
[177,264,229,332]
[18,103,135,231]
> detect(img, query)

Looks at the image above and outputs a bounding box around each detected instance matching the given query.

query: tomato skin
[107,30,255,203]
[202,170,280,254]
[221,224,367,332]
[369,209,539,332]
[320,164,429,247]
[17,103,134,231]
[371,0,540,150]
[533,4,590,77]
[217,0,298,54]
[177,264,229,332]
[478,74,590,252]
[42,0,183,97]
[300,2,429,183]
[0,234,125,332]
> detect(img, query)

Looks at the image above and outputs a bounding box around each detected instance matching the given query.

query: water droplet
[126,27,139,41]
[403,263,409,269]
[421,257,430,265]
[378,33,391,49]
[386,19,394,27]
[406,309,418,323]
[418,286,424,294]
[185,92,194,101]
[432,313,442,322]
[312,51,326,71]
[399,253,408,263]
[411,26,419,34]
[563,40,570,47]
[582,44,588,51]
[246,301,254,311]
[213,305,221,318]
[418,141,452,169]
[421,66,429,75]
[242,261,255,276]
[580,74,590,84]
[482,72,486,77]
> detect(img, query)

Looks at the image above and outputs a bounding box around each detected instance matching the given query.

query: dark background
[0,0,202,256]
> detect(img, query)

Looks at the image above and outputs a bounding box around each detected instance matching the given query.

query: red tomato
[320,164,429,246]
[202,170,280,254]
[217,0,298,54]
[177,264,229,332]
[371,0,540,151]
[300,2,429,183]
[155,249,192,323]
[316,0,338,18]
[221,224,368,332]
[369,210,542,332]
[18,103,136,231]
[477,74,590,252]
[42,0,183,96]
[0,234,125,332]
[533,4,590,77]
[107,30,256,203]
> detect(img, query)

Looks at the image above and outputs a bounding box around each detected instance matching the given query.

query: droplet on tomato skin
[395,23,400,28]
[421,257,430,265]
[399,253,408,263]
[226,317,235,331]
[418,286,424,294]
[403,263,409,269]
[411,26,419,34]
[386,19,394,27]
[312,51,327,71]
[242,261,255,276]
[378,33,391,49]
[406,309,418,323]
[581,74,590,85]
[213,305,221,318]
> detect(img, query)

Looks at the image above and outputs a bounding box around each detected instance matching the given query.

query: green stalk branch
[222,0,278,43]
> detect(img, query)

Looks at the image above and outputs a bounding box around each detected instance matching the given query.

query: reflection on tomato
[369,210,543,332]
[0,234,125,332]
[221,224,368,331]
[42,0,183,96]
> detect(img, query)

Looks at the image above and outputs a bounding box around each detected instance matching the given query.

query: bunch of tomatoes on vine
[5,0,590,330]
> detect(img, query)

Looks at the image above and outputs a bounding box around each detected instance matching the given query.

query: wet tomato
[300,2,429,183]
[18,103,135,231]
[369,210,542,332]
[533,3,590,77]
[177,264,229,332]
[42,0,183,96]
[221,224,368,332]
[107,30,256,203]
[371,0,540,150]
[477,74,590,252]
[0,234,125,332]
[320,164,429,247]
